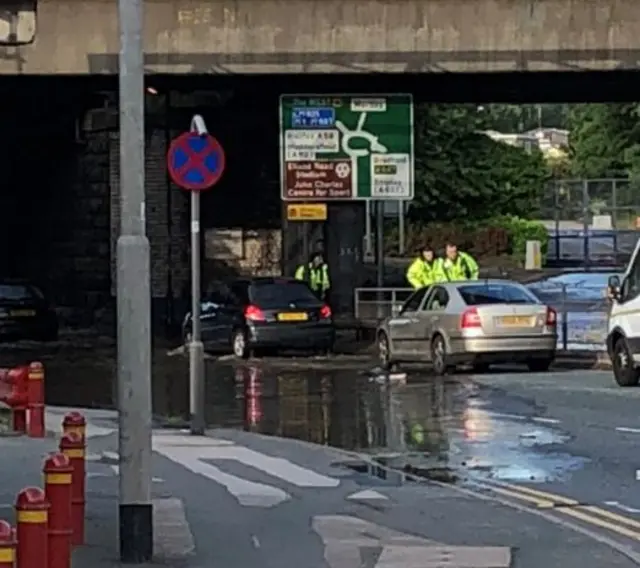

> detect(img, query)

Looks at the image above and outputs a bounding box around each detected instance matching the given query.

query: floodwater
[193,362,587,485]
[1,332,587,485]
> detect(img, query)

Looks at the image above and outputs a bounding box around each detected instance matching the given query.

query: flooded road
[196,363,588,486]
[0,333,596,488]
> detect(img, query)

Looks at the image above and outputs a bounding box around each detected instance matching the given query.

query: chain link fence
[541,178,639,266]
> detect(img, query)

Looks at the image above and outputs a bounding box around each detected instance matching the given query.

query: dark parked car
[182,277,335,358]
[0,280,58,342]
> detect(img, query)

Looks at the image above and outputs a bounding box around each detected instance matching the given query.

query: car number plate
[499,315,534,326]
[10,310,35,317]
[277,312,308,322]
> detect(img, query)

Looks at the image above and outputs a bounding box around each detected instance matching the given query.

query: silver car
[376,279,558,374]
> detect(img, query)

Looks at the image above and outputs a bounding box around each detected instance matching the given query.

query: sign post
[167,115,226,436]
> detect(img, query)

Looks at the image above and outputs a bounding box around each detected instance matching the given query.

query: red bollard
[15,487,48,568]
[59,433,85,546]
[0,520,16,568]
[44,453,73,568]
[6,366,28,434]
[61,412,85,439]
[27,363,45,438]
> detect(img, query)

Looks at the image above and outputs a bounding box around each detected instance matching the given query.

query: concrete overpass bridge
[0,0,638,74]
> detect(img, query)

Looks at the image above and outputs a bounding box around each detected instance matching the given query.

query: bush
[384,216,548,262]
[384,223,510,257]
[491,215,548,257]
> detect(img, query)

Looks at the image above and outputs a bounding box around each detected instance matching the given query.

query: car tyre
[232,328,250,360]
[612,337,640,387]
[378,332,393,371]
[431,334,451,376]
[526,358,553,373]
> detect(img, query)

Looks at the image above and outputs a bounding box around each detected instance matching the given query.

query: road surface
[9,363,640,567]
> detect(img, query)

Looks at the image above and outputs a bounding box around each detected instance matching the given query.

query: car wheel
[378,332,393,370]
[526,358,553,373]
[431,334,451,376]
[232,328,250,360]
[472,362,490,374]
[613,337,640,387]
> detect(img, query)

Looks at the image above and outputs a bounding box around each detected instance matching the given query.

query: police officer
[295,251,331,301]
[406,245,444,289]
[441,242,479,281]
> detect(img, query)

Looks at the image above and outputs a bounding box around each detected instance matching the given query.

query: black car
[182,277,335,358]
[0,280,58,342]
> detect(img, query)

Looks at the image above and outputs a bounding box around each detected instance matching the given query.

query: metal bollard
[0,520,15,568]
[43,453,73,568]
[6,366,28,434]
[15,487,48,568]
[59,433,85,546]
[26,363,45,438]
[61,412,85,438]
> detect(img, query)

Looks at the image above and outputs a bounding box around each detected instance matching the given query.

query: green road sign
[279,94,414,201]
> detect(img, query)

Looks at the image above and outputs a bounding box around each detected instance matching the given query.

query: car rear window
[249,282,319,308]
[458,284,538,305]
[0,284,37,301]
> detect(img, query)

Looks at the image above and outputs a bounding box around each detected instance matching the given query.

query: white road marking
[347,489,389,501]
[153,444,289,507]
[102,450,119,461]
[616,427,640,434]
[312,515,511,568]
[604,501,640,514]
[153,498,196,559]
[532,417,560,424]
[376,545,511,567]
[202,445,339,488]
[251,535,261,549]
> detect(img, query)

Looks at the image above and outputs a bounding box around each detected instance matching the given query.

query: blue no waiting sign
[167,132,226,191]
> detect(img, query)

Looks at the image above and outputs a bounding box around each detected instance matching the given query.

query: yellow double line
[485,482,640,541]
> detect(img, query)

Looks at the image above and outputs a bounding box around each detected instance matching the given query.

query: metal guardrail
[354,284,609,352]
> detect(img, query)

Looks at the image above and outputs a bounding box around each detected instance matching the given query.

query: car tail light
[546,306,557,326]
[460,307,482,328]
[244,304,266,322]
[320,304,332,319]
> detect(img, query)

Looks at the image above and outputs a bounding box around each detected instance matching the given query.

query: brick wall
[109,129,189,302]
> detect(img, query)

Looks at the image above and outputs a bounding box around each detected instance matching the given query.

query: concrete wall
[0,0,638,74]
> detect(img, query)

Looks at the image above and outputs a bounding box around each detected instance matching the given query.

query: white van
[607,250,640,386]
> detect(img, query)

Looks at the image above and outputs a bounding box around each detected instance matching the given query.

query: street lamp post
[117,0,153,561]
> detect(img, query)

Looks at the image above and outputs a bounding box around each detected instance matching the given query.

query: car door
[614,240,640,340]
[388,287,431,359]
[416,286,451,361]
[200,281,243,347]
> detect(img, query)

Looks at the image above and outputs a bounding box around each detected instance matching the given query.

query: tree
[481,104,569,132]
[410,104,549,223]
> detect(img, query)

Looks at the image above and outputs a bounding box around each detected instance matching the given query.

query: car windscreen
[458,283,539,305]
[249,282,320,309]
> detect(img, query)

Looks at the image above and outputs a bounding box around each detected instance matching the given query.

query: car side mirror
[607,275,621,301]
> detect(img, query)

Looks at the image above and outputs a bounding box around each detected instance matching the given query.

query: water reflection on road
[207,364,587,484]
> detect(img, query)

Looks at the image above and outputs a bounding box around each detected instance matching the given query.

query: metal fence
[354,284,609,352]
[542,178,639,266]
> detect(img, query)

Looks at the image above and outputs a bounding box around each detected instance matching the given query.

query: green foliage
[385,217,548,263]
[490,215,548,257]
[410,104,550,223]
[481,104,570,132]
